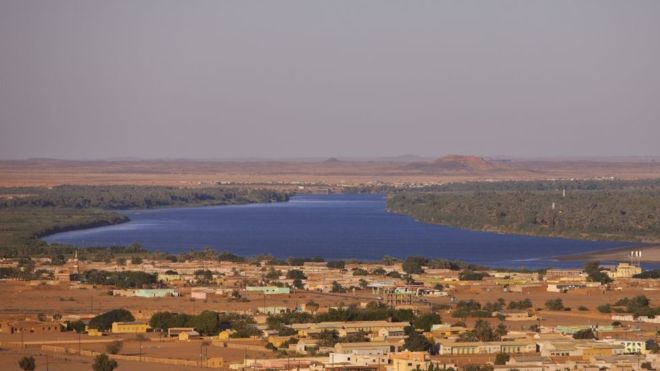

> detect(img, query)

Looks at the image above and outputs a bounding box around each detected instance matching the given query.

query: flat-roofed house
[0,320,61,334]
[111,321,149,334]
[389,351,430,371]
[437,339,536,355]
[606,263,642,279]
[134,288,178,298]
[245,286,291,295]
[291,321,406,338]
[167,327,195,337]
[334,341,402,355]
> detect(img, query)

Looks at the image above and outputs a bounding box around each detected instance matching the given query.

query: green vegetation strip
[387,178,660,242]
[0,185,289,257]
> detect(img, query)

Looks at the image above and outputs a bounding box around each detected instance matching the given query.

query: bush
[18,356,36,371]
[598,304,612,313]
[286,269,306,280]
[573,328,595,339]
[92,353,118,371]
[545,299,564,311]
[402,257,427,274]
[459,270,488,281]
[494,353,510,365]
[413,313,442,332]
[352,268,368,276]
[326,261,345,269]
[67,320,86,333]
[106,340,123,355]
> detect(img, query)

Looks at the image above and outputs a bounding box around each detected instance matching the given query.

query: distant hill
[404,155,511,173]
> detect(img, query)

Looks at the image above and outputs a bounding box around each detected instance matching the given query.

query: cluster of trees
[404,178,660,193]
[312,329,371,347]
[457,320,508,342]
[387,184,660,242]
[584,262,613,284]
[149,310,260,337]
[634,269,660,279]
[507,299,533,310]
[80,270,158,288]
[0,185,289,256]
[265,302,441,335]
[611,296,660,317]
[316,302,416,323]
[88,309,135,331]
[573,328,596,339]
[452,299,506,318]
[545,298,565,311]
[400,256,487,274]
[458,270,489,281]
[0,185,288,209]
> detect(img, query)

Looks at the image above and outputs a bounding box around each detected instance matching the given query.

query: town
[1,251,658,370]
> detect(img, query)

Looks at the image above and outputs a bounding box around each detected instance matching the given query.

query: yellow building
[111,322,149,334]
[267,335,293,348]
[207,358,224,368]
[390,351,430,371]
[217,330,234,341]
[86,328,104,337]
[178,330,200,341]
[607,263,642,279]
[157,273,181,282]
[579,342,623,359]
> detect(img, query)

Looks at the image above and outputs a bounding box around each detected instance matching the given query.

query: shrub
[494,353,510,365]
[18,356,36,371]
[92,353,118,371]
[545,299,564,311]
[106,340,123,355]
[573,329,595,339]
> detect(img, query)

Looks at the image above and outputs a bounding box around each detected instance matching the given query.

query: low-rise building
[291,321,406,338]
[245,286,291,295]
[111,321,149,334]
[389,351,430,371]
[0,320,61,334]
[606,263,641,279]
[437,339,536,355]
[494,310,536,321]
[134,288,178,298]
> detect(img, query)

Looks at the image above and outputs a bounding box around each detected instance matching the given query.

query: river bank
[556,244,660,263]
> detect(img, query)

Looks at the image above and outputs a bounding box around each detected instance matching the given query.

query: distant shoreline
[556,245,660,263]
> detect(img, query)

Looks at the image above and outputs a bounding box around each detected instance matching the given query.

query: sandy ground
[0,281,377,318]
[559,245,660,263]
[2,280,660,370]
[2,280,659,331]
[2,159,660,187]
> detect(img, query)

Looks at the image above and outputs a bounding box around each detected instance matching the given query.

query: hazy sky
[1,1,659,159]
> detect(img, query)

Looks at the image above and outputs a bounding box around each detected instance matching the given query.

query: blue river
[43,194,639,269]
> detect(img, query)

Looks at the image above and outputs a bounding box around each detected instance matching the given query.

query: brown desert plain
[1,157,660,187]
